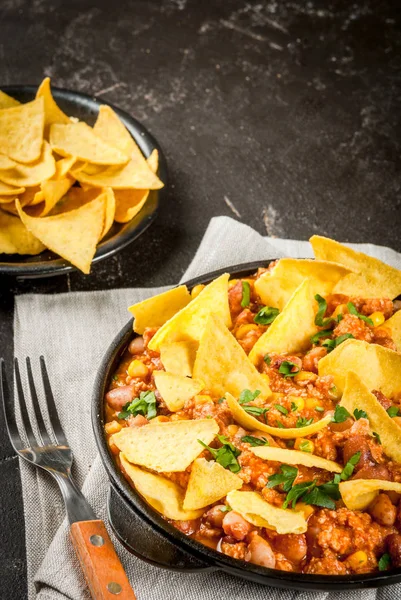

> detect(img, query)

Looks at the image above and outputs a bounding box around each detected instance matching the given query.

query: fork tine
[14,358,38,448]
[0,359,24,453]
[26,357,52,446]
[39,356,68,446]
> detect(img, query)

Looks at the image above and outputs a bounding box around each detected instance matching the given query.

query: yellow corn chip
[0,90,20,109]
[129,286,191,335]
[0,97,44,163]
[153,371,204,412]
[114,189,149,223]
[50,122,128,165]
[148,274,232,351]
[0,154,17,170]
[120,454,203,520]
[26,159,76,217]
[249,279,318,365]
[0,181,25,196]
[0,141,55,187]
[226,392,331,439]
[100,187,115,238]
[340,479,401,511]
[318,339,401,397]
[0,210,45,254]
[310,235,401,300]
[340,371,401,463]
[193,314,271,400]
[111,418,219,472]
[183,458,243,510]
[147,149,159,173]
[71,150,163,190]
[384,310,401,352]
[16,195,105,274]
[251,446,342,473]
[93,105,136,157]
[255,259,352,311]
[227,490,307,534]
[36,77,70,128]
[159,341,198,377]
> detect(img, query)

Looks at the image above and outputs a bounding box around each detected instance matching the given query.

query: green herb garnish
[314,294,335,328]
[278,361,300,378]
[267,464,298,492]
[198,435,241,473]
[263,354,271,365]
[353,408,368,420]
[219,505,231,513]
[310,329,332,344]
[340,451,361,480]
[296,416,314,428]
[254,306,279,325]
[241,435,270,447]
[239,389,261,404]
[387,406,400,418]
[322,333,354,353]
[315,406,325,412]
[117,390,157,420]
[241,281,251,308]
[332,405,351,423]
[373,432,382,445]
[378,553,391,571]
[275,404,288,415]
[347,302,374,327]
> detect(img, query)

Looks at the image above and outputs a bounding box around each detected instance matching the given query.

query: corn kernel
[127,359,149,379]
[294,438,314,453]
[332,304,348,318]
[288,396,305,411]
[369,311,385,327]
[170,414,188,421]
[194,394,213,405]
[294,370,317,384]
[235,324,259,340]
[152,415,170,423]
[347,550,368,570]
[227,424,239,436]
[304,397,321,410]
[105,420,122,435]
[294,502,315,519]
[191,284,205,299]
[228,279,238,288]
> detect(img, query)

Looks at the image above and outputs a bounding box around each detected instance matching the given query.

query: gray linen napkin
[14,216,401,600]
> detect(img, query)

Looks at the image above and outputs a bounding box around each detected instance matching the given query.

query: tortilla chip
[93,105,136,157]
[0,181,25,196]
[0,97,44,163]
[153,371,204,412]
[340,371,401,463]
[16,195,105,274]
[255,259,352,311]
[160,341,198,377]
[114,189,149,223]
[318,339,401,397]
[310,235,401,300]
[100,187,115,238]
[0,155,17,170]
[226,392,331,439]
[120,453,203,520]
[183,458,243,510]
[340,479,401,511]
[0,141,56,187]
[25,160,76,217]
[36,77,70,128]
[147,149,159,173]
[384,310,401,353]
[0,210,45,254]
[129,286,191,335]
[148,274,232,351]
[226,490,307,534]
[249,279,318,365]
[193,314,271,400]
[50,122,128,165]
[251,446,342,473]
[49,186,100,215]
[71,151,163,190]
[111,418,219,472]
[0,90,20,109]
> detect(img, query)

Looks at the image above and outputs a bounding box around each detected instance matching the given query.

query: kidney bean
[343,436,373,470]
[329,417,354,433]
[222,511,252,541]
[203,505,227,529]
[274,533,307,565]
[245,533,276,568]
[387,534,401,568]
[353,465,390,481]
[106,385,135,410]
[128,336,145,355]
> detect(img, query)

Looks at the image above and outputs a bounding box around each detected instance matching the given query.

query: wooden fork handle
[71,520,136,599]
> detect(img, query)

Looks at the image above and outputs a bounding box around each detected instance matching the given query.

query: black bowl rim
[0,84,168,278]
[92,260,401,590]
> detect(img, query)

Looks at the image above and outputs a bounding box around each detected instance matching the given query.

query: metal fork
[0,356,136,600]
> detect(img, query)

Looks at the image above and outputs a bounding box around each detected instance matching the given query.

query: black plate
[0,85,167,279]
[92,262,401,590]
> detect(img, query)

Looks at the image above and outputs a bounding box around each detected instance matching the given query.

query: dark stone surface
[0,0,400,597]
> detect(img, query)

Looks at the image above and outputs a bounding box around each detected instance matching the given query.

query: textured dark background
[0,0,401,598]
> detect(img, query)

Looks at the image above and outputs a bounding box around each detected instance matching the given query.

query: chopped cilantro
[314,294,335,328]
[254,306,279,325]
[387,406,400,418]
[353,408,368,420]
[310,329,332,344]
[239,389,261,404]
[296,416,314,428]
[332,405,351,423]
[315,406,325,412]
[340,451,361,480]
[378,553,391,571]
[281,479,340,510]
[243,405,269,420]
[218,397,225,404]
[241,435,270,447]
[275,404,288,415]
[322,333,354,353]
[241,281,251,308]
[373,432,382,445]
[267,464,298,492]
[347,302,374,327]
[263,354,271,365]
[112,374,119,381]
[239,389,268,421]
[278,361,300,378]
[219,505,231,513]
[117,390,157,420]
[198,435,241,473]
[291,401,298,412]
[298,440,313,453]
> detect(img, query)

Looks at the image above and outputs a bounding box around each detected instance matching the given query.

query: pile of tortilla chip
[0,78,164,273]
